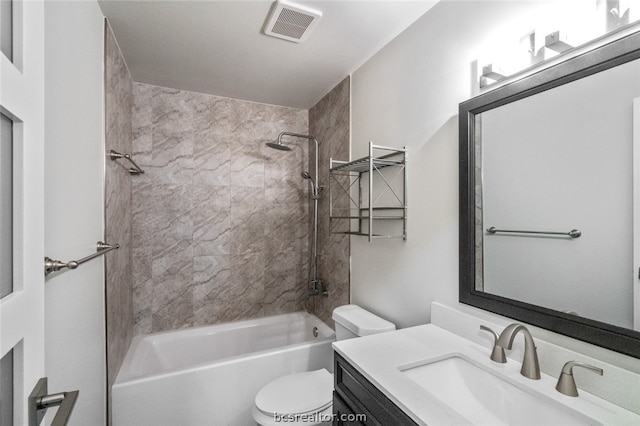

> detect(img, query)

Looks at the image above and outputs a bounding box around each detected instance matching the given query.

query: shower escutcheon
[310,279,328,297]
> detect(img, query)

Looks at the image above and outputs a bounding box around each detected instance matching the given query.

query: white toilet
[252,304,396,426]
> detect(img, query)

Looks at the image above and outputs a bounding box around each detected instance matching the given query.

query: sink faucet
[495,323,541,380]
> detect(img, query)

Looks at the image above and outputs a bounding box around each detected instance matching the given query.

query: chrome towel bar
[109,149,145,175]
[44,241,120,276]
[29,377,79,426]
[486,227,581,238]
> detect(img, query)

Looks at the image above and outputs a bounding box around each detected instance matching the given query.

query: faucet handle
[480,325,506,363]
[555,361,603,397]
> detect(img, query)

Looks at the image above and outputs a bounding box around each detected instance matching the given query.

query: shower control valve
[310,279,328,297]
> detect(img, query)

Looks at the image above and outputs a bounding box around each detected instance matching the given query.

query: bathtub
[112,311,335,426]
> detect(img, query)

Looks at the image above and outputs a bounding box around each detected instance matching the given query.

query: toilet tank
[332,304,396,340]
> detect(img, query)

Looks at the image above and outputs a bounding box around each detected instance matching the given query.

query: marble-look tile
[152,239,193,277]
[230,187,265,255]
[193,255,230,286]
[231,252,265,300]
[193,95,249,142]
[192,184,231,212]
[309,76,351,326]
[132,83,153,166]
[105,22,135,393]
[264,245,307,314]
[133,278,153,336]
[192,255,232,323]
[264,204,306,257]
[152,292,194,333]
[130,82,318,334]
[193,137,230,186]
[132,246,152,297]
[230,143,265,188]
[265,187,305,204]
[193,210,230,255]
[152,86,194,135]
[149,136,194,184]
[231,185,264,206]
[151,250,194,333]
[154,184,192,215]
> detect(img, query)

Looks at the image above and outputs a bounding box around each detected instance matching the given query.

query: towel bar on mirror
[486,227,581,238]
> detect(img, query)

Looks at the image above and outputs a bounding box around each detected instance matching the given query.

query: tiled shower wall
[104,22,133,391]
[131,84,310,334]
[310,77,351,325]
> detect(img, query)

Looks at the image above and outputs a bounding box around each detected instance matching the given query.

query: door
[0,0,46,425]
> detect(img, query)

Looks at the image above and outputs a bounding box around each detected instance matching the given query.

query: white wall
[44,2,106,425]
[351,0,551,328]
[350,0,640,370]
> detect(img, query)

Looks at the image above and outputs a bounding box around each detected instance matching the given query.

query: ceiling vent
[264,0,322,43]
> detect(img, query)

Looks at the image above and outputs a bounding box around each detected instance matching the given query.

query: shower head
[266,142,292,151]
[301,171,312,179]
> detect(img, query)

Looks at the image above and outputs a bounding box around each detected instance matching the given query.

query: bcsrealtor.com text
[273,412,367,423]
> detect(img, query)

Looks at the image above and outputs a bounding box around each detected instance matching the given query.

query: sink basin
[400,355,598,426]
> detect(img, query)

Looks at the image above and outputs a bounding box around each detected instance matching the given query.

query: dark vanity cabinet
[333,352,418,426]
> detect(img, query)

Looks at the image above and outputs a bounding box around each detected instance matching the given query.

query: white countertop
[332,324,640,426]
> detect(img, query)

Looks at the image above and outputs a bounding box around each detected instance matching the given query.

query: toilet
[252,304,396,426]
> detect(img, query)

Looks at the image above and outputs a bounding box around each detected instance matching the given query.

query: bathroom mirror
[459,29,640,358]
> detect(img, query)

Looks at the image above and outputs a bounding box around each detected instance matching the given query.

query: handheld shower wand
[301,171,318,199]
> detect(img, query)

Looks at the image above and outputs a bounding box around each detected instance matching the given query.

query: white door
[0,0,46,424]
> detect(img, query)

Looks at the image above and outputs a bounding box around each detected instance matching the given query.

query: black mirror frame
[459,29,640,359]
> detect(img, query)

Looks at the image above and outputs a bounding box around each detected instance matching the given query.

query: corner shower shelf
[329,142,407,241]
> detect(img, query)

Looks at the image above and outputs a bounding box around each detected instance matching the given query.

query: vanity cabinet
[333,352,418,426]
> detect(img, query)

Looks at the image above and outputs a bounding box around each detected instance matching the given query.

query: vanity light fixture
[481,64,507,80]
[545,30,574,53]
[480,63,508,88]
[475,2,638,91]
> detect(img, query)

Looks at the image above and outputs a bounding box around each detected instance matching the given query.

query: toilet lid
[255,369,333,417]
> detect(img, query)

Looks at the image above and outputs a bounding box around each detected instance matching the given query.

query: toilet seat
[254,369,333,418]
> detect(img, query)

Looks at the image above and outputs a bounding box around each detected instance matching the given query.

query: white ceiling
[98,1,438,109]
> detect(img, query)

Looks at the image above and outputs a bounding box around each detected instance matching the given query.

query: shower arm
[277,132,319,198]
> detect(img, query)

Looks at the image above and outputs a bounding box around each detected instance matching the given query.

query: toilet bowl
[251,369,333,426]
[251,305,395,426]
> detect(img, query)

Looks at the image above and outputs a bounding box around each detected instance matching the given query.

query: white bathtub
[112,311,335,426]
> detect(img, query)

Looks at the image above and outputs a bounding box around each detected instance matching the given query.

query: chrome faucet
[555,361,603,397]
[495,323,541,380]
